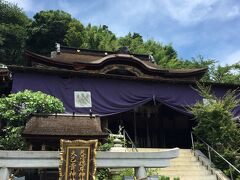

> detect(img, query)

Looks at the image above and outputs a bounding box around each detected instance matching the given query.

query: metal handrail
[123,129,138,152]
[191,131,240,179]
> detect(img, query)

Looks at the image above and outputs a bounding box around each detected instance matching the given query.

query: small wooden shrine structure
[23,114,107,150]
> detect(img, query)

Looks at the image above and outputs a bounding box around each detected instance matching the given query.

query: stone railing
[0,148,179,180]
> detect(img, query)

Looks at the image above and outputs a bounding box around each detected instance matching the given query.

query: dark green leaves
[0,0,29,64]
[190,84,240,178]
[0,90,65,150]
[26,10,72,55]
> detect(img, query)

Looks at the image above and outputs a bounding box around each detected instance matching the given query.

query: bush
[190,83,240,179]
[0,90,65,150]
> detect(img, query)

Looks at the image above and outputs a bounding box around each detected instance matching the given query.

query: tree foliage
[210,63,240,84]
[0,4,239,84]
[65,24,118,51]
[190,83,240,179]
[64,19,85,48]
[0,90,65,150]
[26,10,72,54]
[117,32,144,53]
[0,0,29,64]
[0,126,27,150]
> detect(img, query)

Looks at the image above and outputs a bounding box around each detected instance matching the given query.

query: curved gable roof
[25,50,207,79]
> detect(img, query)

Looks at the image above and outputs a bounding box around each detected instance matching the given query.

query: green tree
[146,42,178,68]
[26,10,72,54]
[117,35,180,68]
[190,83,240,179]
[97,25,118,51]
[0,90,65,150]
[142,41,179,68]
[64,19,86,48]
[117,32,144,53]
[210,63,240,84]
[180,56,215,69]
[178,56,216,82]
[1,1,239,84]
[82,24,118,51]
[0,0,29,64]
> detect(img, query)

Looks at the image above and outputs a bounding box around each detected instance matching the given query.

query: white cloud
[226,6,240,18]
[221,50,240,66]
[56,0,99,18]
[7,0,240,26]
[158,0,240,25]
[6,0,45,13]
[160,0,216,25]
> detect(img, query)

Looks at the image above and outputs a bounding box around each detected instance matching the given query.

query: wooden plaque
[59,139,98,180]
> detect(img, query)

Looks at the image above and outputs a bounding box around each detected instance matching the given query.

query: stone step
[128,148,192,152]
[170,156,199,161]
[159,170,211,176]
[176,154,195,157]
[162,175,217,180]
[126,148,194,155]
[127,148,218,180]
[170,161,203,166]
[160,165,207,171]
[176,152,195,156]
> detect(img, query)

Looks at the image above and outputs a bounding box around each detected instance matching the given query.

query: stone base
[110,147,127,152]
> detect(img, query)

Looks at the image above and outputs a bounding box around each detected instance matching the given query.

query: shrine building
[4,44,240,150]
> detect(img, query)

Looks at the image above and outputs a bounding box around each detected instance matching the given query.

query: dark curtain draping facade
[12,72,240,117]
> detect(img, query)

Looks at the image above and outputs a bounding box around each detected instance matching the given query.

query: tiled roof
[24,49,207,81]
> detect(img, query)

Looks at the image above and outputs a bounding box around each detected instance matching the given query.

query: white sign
[74,91,92,108]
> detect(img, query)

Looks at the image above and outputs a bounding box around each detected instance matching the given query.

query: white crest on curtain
[74,91,92,108]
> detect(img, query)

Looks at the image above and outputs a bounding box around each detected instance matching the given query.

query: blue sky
[7,0,240,65]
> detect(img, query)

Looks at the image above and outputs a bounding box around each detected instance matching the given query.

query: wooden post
[146,110,151,147]
[41,144,46,151]
[29,144,33,151]
[134,109,137,146]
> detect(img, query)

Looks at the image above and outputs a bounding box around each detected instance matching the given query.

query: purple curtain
[12,72,240,117]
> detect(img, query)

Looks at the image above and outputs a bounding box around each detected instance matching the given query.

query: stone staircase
[159,149,217,180]
[132,148,219,180]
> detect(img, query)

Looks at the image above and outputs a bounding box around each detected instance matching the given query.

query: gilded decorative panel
[59,139,98,180]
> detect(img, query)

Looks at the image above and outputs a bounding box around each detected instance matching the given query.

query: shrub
[190,83,240,179]
[0,90,65,150]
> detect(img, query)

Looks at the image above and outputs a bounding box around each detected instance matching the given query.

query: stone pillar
[135,166,147,180]
[0,167,10,180]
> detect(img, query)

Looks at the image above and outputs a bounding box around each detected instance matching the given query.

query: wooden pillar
[29,144,33,151]
[101,118,108,133]
[146,107,151,147]
[133,109,137,146]
[41,144,46,151]
[146,117,150,147]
